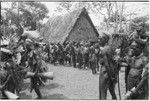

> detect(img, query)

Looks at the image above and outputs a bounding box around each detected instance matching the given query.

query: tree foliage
[22,2,49,21]
[1,8,23,37]
[19,2,49,30]
[55,2,126,31]
[129,15,149,32]
[55,2,73,12]
[104,11,126,23]
[1,2,49,38]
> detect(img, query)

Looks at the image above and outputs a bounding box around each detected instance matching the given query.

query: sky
[1,2,149,26]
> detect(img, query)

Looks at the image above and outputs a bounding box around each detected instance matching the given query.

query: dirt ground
[0,63,126,100]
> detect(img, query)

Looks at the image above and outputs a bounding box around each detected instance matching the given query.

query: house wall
[67,14,98,42]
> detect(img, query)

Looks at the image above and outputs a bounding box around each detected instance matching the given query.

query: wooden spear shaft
[118,70,121,99]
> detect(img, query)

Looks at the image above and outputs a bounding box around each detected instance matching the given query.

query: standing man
[98,33,119,99]
[125,45,148,99]
[70,42,76,68]
[83,43,90,69]
[99,45,118,99]
[28,43,44,99]
[89,45,97,74]
[94,44,100,72]
[125,37,149,99]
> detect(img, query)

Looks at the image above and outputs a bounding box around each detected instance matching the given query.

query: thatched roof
[41,7,99,43]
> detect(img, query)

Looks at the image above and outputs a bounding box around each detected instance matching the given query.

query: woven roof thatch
[41,7,99,43]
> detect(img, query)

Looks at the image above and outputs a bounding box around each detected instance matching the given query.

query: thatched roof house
[41,7,99,43]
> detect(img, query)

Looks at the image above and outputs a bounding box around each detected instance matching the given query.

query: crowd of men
[42,27,149,99]
[0,23,149,99]
[44,41,101,74]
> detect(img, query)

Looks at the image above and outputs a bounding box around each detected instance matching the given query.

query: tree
[55,2,73,13]
[1,8,23,37]
[1,1,49,38]
[129,15,149,33]
[55,2,92,13]
[19,2,49,30]
[104,11,126,23]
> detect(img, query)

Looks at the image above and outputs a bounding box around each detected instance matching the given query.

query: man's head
[34,42,40,49]
[99,32,110,47]
[130,42,143,57]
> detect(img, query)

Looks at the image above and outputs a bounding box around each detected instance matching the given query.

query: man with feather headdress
[27,42,48,99]
[0,46,27,99]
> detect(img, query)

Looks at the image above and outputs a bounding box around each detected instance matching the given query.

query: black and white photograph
[0,0,149,100]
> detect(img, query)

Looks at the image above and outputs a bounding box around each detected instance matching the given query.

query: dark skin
[123,49,132,92]
[125,71,148,99]
[125,43,148,99]
[125,46,148,99]
[28,46,43,99]
[133,72,148,94]
[89,46,96,73]
[82,45,89,69]
[99,46,118,100]
[0,63,16,99]
[70,45,76,68]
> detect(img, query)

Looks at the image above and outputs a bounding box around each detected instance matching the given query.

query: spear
[117,68,121,100]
